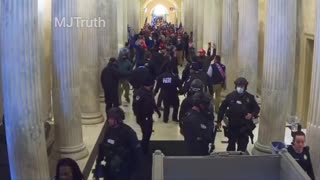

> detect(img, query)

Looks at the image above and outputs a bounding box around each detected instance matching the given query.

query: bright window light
[153,4,168,16]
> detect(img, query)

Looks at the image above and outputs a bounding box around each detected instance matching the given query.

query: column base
[57,143,89,161]
[252,141,273,155]
[81,112,104,125]
[99,94,105,103]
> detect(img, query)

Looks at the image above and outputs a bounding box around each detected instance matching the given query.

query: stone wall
[296,0,317,126]
[257,0,316,126]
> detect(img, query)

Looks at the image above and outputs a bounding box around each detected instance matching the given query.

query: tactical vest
[100,128,131,175]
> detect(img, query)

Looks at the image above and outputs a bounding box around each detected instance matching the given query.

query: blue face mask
[236,87,245,94]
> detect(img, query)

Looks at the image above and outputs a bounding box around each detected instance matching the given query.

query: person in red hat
[197,48,210,71]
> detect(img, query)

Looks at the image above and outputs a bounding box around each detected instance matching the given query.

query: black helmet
[234,77,249,86]
[190,79,204,93]
[107,107,125,122]
[192,92,212,107]
[190,62,202,71]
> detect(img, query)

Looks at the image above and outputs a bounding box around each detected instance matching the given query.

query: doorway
[301,38,314,127]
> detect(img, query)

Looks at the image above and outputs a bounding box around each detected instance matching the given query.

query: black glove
[157,111,161,119]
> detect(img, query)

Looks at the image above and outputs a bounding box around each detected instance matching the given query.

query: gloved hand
[157,111,161,119]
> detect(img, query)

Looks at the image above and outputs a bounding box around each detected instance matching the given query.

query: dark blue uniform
[218,91,260,152]
[182,61,203,84]
[101,63,121,112]
[129,66,153,90]
[182,71,212,95]
[154,72,182,122]
[95,123,142,180]
[287,146,315,180]
[133,87,159,154]
[183,109,215,156]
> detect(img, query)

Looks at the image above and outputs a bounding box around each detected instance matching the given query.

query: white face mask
[236,87,245,94]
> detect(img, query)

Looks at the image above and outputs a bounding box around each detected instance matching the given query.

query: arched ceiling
[142,0,181,9]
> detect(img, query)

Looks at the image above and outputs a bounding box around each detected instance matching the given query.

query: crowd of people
[53,22,315,180]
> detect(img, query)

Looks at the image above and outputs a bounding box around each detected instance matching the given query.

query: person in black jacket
[133,76,161,154]
[183,32,190,60]
[94,107,142,180]
[207,55,226,113]
[287,131,315,180]
[101,57,122,113]
[129,62,153,91]
[176,39,184,66]
[182,54,205,85]
[182,62,212,95]
[154,66,182,123]
[182,92,216,156]
[179,79,204,122]
[217,77,260,152]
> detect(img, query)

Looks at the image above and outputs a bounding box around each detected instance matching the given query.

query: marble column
[1,0,50,178]
[212,0,223,54]
[133,0,141,32]
[183,0,189,33]
[306,0,320,177]
[186,0,193,34]
[39,0,53,123]
[203,0,214,49]
[98,0,111,102]
[127,0,134,28]
[110,0,119,57]
[52,0,89,160]
[79,0,104,124]
[123,0,128,43]
[253,0,297,155]
[117,0,126,51]
[196,1,204,49]
[237,0,259,94]
[192,0,198,48]
[222,0,238,92]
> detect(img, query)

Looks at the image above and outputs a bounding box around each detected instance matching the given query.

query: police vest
[227,95,251,126]
[101,128,131,174]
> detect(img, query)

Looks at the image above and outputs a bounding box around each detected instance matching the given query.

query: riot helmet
[189,79,204,94]
[234,77,249,93]
[192,91,212,111]
[107,107,125,123]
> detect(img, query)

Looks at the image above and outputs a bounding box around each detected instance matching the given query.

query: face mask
[236,87,245,94]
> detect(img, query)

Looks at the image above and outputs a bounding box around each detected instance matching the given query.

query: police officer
[101,57,122,112]
[217,77,260,152]
[179,79,205,123]
[129,62,153,91]
[179,81,216,145]
[154,66,182,123]
[182,91,216,156]
[287,131,315,180]
[133,76,161,154]
[94,107,142,180]
[182,62,211,95]
[182,56,204,84]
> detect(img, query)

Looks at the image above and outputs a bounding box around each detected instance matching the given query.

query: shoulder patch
[135,96,141,101]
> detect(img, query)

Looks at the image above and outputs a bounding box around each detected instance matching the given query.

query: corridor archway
[141,0,181,26]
